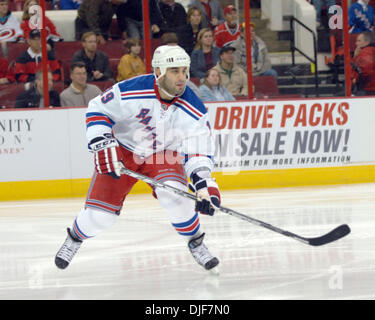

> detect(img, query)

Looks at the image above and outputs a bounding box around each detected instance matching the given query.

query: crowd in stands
[3,0,375,109]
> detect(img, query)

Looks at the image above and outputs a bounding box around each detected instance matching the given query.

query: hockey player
[55,45,221,271]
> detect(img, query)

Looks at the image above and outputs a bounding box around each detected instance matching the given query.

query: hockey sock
[71,207,117,240]
[155,180,203,241]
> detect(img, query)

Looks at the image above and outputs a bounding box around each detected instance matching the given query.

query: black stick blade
[307,224,351,246]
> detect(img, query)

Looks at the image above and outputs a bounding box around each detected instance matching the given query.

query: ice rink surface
[0,183,374,300]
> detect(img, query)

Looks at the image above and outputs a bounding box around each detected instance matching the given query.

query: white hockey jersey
[0,13,24,42]
[86,74,215,177]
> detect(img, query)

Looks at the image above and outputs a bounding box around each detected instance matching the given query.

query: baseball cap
[224,5,237,15]
[220,45,236,55]
[29,29,41,39]
[241,22,256,30]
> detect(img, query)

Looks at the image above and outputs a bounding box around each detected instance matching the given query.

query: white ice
[0,183,374,300]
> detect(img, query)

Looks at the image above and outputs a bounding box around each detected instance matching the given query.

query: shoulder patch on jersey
[118,74,156,101]
[118,74,155,93]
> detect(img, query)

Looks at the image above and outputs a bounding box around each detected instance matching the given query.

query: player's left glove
[89,134,123,179]
[190,171,221,216]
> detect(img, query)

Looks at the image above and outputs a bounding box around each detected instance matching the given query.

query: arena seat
[6,42,28,62]
[88,80,115,92]
[253,75,279,96]
[55,42,84,61]
[190,77,201,87]
[98,40,125,59]
[0,83,25,108]
[109,58,120,81]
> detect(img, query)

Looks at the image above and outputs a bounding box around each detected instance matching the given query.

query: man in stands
[14,29,61,84]
[213,45,248,97]
[60,61,102,107]
[75,0,126,44]
[156,0,188,37]
[232,22,278,80]
[115,0,162,40]
[71,31,113,83]
[214,4,240,48]
[15,70,60,108]
[351,31,375,95]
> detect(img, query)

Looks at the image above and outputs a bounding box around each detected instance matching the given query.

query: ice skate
[55,228,82,269]
[188,233,219,271]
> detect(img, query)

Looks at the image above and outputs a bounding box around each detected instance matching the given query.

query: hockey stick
[120,167,351,246]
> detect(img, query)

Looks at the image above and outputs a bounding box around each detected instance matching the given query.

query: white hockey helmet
[152,45,191,80]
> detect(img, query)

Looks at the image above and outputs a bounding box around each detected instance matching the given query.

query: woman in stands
[177,6,203,56]
[20,0,63,50]
[190,28,220,79]
[198,67,235,101]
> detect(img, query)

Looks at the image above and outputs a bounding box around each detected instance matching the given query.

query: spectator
[312,0,336,29]
[14,29,61,83]
[188,0,224,29]
[349,0,374,33]
[60,61,102,106]
[213,45,248,96]
[190,28,220,79]
[115,0,162,40]
[117,37,146,82]
[199,68,235,101]
[214,4,240,48]
[0,56,15,84]
[75,0,125,44]
[0,0,24,43]
[21,0,63,50]
[15,70,61,108]
[351,31,375,95]
[177,6,203,55]
[71,31,113,82]
[232,22,277,80]
[161,32,179,45]
[59,0,82,9]
[156,0,187,36]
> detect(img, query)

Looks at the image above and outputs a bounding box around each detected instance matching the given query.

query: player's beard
[160,75,186,98]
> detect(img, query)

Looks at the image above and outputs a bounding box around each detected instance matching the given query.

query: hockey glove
[89,134,123,179]
[190,171,221,216]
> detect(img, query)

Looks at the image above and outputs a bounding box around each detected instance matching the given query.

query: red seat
[6,42,29,62]
[190,77,201,87]
[55,42,84,62]
[8,0,25,11]
[98,40,125,59]
[109,58,120,81]
[253,75,279,96]
[88,80,115,92]
[0,83,26,109]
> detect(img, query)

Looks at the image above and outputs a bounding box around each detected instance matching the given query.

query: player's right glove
[89,134,123,179]
[190,171,221,216]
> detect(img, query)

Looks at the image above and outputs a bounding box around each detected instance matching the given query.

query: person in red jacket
[351,31,375,95]
[214,5,240,48]
[13,29,61,83]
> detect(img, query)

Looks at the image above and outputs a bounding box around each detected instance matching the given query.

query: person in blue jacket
[199,68,235,101]
[59,0,82,9]
[349,0,374,33]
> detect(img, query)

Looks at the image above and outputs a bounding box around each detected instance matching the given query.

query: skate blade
[209,266,220,275]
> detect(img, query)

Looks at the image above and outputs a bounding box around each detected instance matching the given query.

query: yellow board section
[1,165,375,201]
